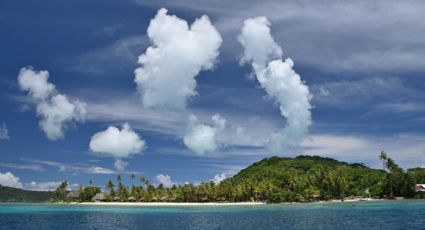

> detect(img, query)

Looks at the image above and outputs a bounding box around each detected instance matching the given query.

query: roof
[66,190,80,198]
[92,193,106,201]
[415,184,425,192]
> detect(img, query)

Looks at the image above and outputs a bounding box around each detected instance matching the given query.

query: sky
[1,0,425,191]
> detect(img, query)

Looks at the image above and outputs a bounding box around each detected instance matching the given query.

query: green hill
[224,155,401,202]
[0,185,53,202]
[233,155,384,182]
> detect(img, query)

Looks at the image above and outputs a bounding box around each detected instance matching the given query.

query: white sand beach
[328,198,381,203]
[75,202,265,206]
[70,198,381,206]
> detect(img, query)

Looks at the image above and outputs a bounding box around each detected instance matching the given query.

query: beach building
[91,193,106,202]
[415,184,425,192]
[200,197,209,202]
[65,190,80,202]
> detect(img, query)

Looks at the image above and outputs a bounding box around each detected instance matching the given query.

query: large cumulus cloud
[89,123,146,158]
[134,8,222,109]
[0,171,23,188]
[238,17,312,149]
[18,67,86,140]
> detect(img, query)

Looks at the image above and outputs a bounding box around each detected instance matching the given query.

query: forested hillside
[0,185,53,202]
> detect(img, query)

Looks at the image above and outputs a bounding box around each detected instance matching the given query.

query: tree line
[53,152,425,203]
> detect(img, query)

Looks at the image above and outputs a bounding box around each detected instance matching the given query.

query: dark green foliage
[407,168,425,184]
[78,185,101,202]
[231,155,388,202]
[53,181,68,201]
[0,185,53,202]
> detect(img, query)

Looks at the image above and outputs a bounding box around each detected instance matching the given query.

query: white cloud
[311,77,422,108]
[18,67,87,140]
[238,17,312,150]
[89,123,146,158]
[89,166,115,174]
[0,123,9,140]
[26,181,62,191]
[0,162,43,171]
[0,172,23,188]
[36,94,86,140]
[93,24,122,37]
[183,114,226,155]
[319,87,330,97]
[86,97,188,137]
[71,35,148,75]
[85,95,276,149]
[142,1,425,73]
[17,68,55,100]
[26,181,79,191]
[134,8,222,109]
[0,171,78,191]
[301,133,425,169]
[211,173,227,185]
[238,17,282,67]
[114,159,128,171]
[23,159,121,175]
[156,174,174,187]
[0,172,72,191]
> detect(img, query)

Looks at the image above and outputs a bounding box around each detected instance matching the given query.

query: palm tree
[54,181,69,201]
[336,166,348,202]
[379,151,388,170]
[140,176,145,187]
[130,174,135,187]
[379,151,401,198]
[107,180,115,196]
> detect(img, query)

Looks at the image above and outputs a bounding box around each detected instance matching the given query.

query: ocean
[1,200,424,229]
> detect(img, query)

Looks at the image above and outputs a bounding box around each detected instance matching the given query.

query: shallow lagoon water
[1,200,424,229]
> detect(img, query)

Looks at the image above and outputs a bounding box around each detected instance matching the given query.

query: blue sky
[0,0,425,191]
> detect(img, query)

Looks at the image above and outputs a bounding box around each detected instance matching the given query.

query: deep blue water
[1,200,425,229]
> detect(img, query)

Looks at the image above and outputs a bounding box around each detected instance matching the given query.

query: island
[2,152,425,204]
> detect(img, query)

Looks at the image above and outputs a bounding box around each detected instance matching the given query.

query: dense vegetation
[61,152,425,203]
[0,185,53,202]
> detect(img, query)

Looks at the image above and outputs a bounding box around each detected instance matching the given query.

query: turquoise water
[1,200,424,229]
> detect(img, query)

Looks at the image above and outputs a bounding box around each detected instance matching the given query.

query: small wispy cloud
[93,24,122,37]
[70,36,148,75]
[301,133,425,169]
[0,162,44,171]
[22,159,137,175]
[0,123,9,140]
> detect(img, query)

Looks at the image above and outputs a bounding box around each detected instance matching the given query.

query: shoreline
[67,198,383,206]
[75,201,265,206]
